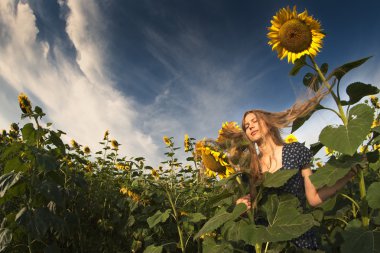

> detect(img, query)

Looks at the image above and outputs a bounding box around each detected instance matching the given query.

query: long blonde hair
[220,88,328,193]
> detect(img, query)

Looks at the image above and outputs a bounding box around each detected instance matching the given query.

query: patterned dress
[272,142,318,250]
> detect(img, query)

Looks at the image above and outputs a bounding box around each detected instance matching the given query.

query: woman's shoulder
[283,142,312,167]
[284,141,310,152]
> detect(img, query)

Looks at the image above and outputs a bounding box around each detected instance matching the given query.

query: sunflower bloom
[217,121,242,143]
[196,141,235,178]
[103,130,109,140]
[184,134,190,152]
[83,146,91,154]
[70,139,79,149]
[18,93,32,114]
[315,161,323,168]
[284,134,298,143]
[151,169,159,179]
[267,6,325,63]
[371,119,380,129]
[111,139,119,149]
[163,136,172,146]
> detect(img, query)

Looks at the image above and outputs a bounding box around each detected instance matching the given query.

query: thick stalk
[309,57,348,125]
[236,176,254,221]
[359,170,369,227]
[166,188,185,252]
[255,243,262,253]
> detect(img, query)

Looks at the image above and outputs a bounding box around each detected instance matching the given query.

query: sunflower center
[279,19,312,53]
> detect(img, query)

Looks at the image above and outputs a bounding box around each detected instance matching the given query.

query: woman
[221,89,357,250]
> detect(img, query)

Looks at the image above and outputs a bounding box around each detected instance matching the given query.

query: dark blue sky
[1,0,379,165]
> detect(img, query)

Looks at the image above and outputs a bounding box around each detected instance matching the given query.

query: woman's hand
[236,194,251,210]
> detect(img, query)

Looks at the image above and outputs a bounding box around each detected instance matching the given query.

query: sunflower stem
[309,56,348,125]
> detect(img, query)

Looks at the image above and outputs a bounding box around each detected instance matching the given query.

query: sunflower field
[1,5,380,253]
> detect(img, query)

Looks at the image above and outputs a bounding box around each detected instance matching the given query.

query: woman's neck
[257,137,279,156]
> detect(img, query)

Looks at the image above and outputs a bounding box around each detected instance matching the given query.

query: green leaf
[319,104,374,155]
[341,227,380,253]
[183,213,206,223]
[289,56,306,76]
[0,228,12,252]
[327,56,372,81]
[147,209,171,228]
[366,150,379,163]
[303,73,319,91]
[4,157,27,174]
[242,195,317,244]
[143,244,163,253]
[309,142,324,156]
[222,219,251,241]
[36,153,59,172]
[291,104,325,133]
[21,123,37,144]
[49,131,66,155]
[309,156,361,188]
[0,171,23,198]
[262,169,298,188]
[320,63,329,75]
[367,182,380,209]
[44,243,61,253]
[207,191,234,207]
[341,82,379,105]
[194,204,247,239]
[202,238,234,253]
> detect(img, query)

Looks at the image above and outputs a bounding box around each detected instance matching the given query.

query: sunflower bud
[10,123,19,132]
[83,146,91,154]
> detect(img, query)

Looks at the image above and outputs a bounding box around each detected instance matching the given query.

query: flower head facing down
[284,134,298,143]
[18,93,32,114]
[70,139,79,149]
[111,139,119,149]
[267,6,325,63]
[195,140,235,178]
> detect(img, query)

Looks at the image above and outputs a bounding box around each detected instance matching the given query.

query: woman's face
[244,113,268,142]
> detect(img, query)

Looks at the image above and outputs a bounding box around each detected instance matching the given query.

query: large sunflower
[267,6,325,64]
[195,140,235,178]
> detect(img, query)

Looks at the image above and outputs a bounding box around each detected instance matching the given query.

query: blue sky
[1,0,380,166]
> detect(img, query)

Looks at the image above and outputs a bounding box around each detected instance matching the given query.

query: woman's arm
[302,167,356,207]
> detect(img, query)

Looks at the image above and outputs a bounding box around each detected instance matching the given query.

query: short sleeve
[294,142,312,169]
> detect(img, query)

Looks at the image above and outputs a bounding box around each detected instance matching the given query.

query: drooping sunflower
[163,136,172,146]
[195,140,236,178]
[111,139,119,149]
[267,6,325,64]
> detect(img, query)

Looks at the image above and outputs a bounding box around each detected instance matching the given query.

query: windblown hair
[219,87,328,197]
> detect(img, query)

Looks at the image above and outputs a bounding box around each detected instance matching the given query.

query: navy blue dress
[270,142,318,250]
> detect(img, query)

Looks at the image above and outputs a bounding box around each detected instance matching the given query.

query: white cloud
[0,0,161,165]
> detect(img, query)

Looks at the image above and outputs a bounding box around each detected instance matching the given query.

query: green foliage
[319,104,374,155]
[1,51,380,252]
[262,169,298,188]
